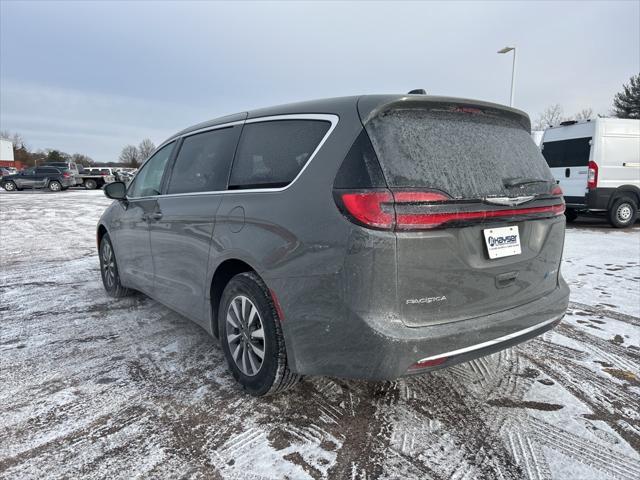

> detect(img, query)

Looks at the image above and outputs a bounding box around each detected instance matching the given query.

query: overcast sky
[1,0,638,163]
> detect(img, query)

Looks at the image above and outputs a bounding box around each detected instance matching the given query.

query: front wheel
[99,233,133,297]
[608,196,638,228]
[2,181,17,192]
[48,180,62,192]
[219,272,301,396]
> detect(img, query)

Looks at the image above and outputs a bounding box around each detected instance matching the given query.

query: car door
[542,137,591,204]
[149,123,243,325]
[35,167,57,187]
[113,142,176,294]
[16,168,37,188]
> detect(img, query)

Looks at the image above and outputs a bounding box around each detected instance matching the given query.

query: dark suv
[1,166,74,192]
[97,94,569,395]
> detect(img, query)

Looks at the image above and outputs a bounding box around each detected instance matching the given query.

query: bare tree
[138,138,156,162]
[118,145,140,168]
[573,108,594,121]
[0,130,27,150]
[71,153,94,167]
[532,104,565,130]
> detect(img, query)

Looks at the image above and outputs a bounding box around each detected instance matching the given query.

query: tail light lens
[62,172,71,178]
[335,188,565,231]
[587,161,598,189]
[339,191,394,229]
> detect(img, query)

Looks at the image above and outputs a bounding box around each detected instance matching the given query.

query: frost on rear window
[366,109,554,199]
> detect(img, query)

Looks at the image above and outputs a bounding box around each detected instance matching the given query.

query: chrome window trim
[126,113,339,201]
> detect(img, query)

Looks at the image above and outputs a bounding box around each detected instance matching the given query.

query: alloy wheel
[226,295,265,377]
[101,241,116,289]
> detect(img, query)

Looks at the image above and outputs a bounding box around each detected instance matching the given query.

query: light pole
[497,46,517,107]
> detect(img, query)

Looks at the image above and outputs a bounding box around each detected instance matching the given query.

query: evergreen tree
[612,73,640,119]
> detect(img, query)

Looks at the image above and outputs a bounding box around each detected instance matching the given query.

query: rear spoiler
[357,95,532,132]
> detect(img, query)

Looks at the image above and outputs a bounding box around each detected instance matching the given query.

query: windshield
[365,108,554,199]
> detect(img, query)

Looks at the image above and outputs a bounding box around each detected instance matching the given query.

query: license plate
[483,225,521,259]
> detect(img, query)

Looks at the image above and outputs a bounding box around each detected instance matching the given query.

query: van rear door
[541,135,591,206]
[362,102,565,327]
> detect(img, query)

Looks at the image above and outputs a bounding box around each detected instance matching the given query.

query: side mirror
[104,181,127,200]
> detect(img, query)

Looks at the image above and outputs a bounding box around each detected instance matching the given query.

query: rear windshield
[541,137,591,168]
[365,108,554,199]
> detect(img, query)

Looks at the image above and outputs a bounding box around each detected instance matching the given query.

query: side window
[167,127,240,194]
[229,120,330,189]
[128,142,175,197]
[36,167,57,174]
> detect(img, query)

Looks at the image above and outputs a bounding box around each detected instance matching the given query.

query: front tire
[48,180,62,192]
[99,233,133,298]
[608,196,638,228]
[219,272,301,396]
[2,181,17,192]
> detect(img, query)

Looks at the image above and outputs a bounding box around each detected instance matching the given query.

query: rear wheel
[564,208,578,223]
[608,196,638,228]
[99,233,133,297]
[84,179,98,190]
[2,181,17,192]
[219,272,301,396]
[48,180,62,192]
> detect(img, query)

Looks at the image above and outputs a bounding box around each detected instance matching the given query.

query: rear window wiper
[503,177,549,188]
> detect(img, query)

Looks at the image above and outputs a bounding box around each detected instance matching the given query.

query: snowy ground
[1,189,639,480]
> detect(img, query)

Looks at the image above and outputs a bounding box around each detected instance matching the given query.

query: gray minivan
[98,94,569,395]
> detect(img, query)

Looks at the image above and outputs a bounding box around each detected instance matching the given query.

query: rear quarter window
[229,119,330,189]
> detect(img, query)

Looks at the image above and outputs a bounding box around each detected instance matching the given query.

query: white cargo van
[541,118,640,227]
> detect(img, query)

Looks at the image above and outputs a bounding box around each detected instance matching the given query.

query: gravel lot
[1,189,639,479]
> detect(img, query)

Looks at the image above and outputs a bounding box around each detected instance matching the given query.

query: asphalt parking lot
[1,189,639,480]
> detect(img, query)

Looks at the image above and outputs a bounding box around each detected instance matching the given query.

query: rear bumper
[289,279,569,380]
[585,187,614,211]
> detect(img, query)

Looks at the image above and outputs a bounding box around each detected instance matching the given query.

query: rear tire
[99,233,133,298]
[564,208,578,223]
[84,179,98,190]
[48,180,62,192]
[2,181,17,192]
[219,272,301,396]
[608,196,637,228]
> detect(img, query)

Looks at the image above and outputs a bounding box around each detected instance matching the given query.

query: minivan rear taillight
[335,188,565,231]
[587,161,598,189]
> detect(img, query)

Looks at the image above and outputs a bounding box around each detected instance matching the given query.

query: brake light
[336,189,565,230]
[62,172,71,178]
[339,191,394,229]
[587,161,598,189]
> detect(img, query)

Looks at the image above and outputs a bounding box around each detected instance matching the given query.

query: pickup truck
[78,168,117,190]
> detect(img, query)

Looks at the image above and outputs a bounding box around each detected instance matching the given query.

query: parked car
[0,167,12,178]
[1,166,74,191]
[43,161,80,186]
[97,94,569,396]
[541,118,640,227]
